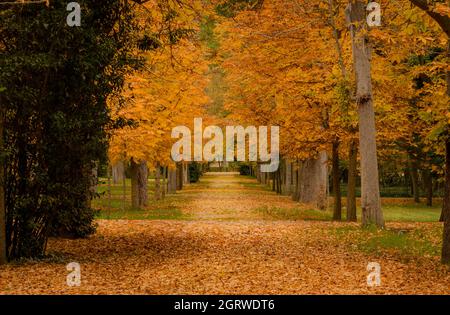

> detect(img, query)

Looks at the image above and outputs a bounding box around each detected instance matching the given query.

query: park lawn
[93,178,190,220]
[332,223,443,262]
[92,175,445,264]
[256,201,442,223]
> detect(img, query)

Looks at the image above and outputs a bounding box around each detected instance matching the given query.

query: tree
[402,0,449,263]
[345,0,384,227]
[0,0,140,259]
[0,102,5,264]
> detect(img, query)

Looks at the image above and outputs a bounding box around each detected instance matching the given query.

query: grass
[256,205,332,221]
[334,224,442,260]
[93,178,190,220]
[93,176,444,224]
[255,202,442,223]
[96,207,189,220]
[380,204,441,222]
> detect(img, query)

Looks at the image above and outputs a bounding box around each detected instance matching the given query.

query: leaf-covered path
[1,172,450,294]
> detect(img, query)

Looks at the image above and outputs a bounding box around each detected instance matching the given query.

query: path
[1,172,450,294]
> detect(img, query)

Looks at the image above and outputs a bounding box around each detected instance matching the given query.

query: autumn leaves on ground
[1,172,449,295]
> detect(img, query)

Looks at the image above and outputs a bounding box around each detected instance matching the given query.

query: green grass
[256,205,332,221]
[92,178,190,220]
[334,224,442,260]
[380,204,442,222]
[96,207,189,220]
[255,202,442,223]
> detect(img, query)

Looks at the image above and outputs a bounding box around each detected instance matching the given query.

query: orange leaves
[108,3,210,168]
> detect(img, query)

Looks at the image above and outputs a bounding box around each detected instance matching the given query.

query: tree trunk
[162,166,167,199]
[442,140,450,263]
[346,1,384,227]
[298,152,328,210]
[347,139,358,222]
[292,163,299,201]
[441,30,449,263]
[408,154,420,203]
[332,140,342,220]
[0,107,6,264]
[155,163,161,200]
[85,161,98,209]
[167,168,177,194]
[422,169,433,207]
[122,169,126,210]
[183,163,189,185]
[440,39,450,224]
[284,160,292,195]
[130,159,148,209]
[107,163,112,214]
[176,163,183,191]
[112,161,125,184]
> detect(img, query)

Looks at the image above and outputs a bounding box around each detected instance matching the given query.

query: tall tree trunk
[155,163,161,200]
[422,169,433,207]
[292,163,299,201]
[284,160,292,196]
[167,168,177,194]
[347,139,358,222]
[332,140,342,220]
[0,107,6,264]
[130,159,148,209]
[183,163,189,185]
[85,161,98,209]
[112,161,125,184]
[107,163,112,215]
[408,154,420,203]
[122,168,126,210]
[162,166,167,199]
[176,163,183,191]
[298,152,328,210]
[346,1,384,227]
[442,140,450,263]
[441,27,450,263]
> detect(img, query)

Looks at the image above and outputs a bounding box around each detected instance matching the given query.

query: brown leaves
[1,173,450,294]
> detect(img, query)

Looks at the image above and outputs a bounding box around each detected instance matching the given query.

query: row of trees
[0,0,449,265]
[0,0,206,263]
[212,0,449,262]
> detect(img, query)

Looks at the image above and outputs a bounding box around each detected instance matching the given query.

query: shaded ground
[1,172,449,294]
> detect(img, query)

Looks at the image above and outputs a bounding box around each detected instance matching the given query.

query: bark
[440,30,450,263]
[130,159,148,208]
[332,140,342,220]
[284,160,292,195]
[0,108,6,264]
[442,140,450,263]
[347,139,358,222]
[256,164,261,183]
[155,163,161,200]
[439,40,450,222]
[346,1,384,227]
[107,164,112,212]
[176,163,183,191]
[298,152,328,210]
[85,161,98,209]
[408,154,421,203]
[112,161,125,184]
[422,169,433,207]
[408,0,450,37]
[167,168,177,194]
[183,163,189,185]
[122,169,126,210]
[162,166,167,199]
[292,163,299,201]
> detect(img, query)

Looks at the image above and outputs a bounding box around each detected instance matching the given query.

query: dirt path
[1,172,450,294]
